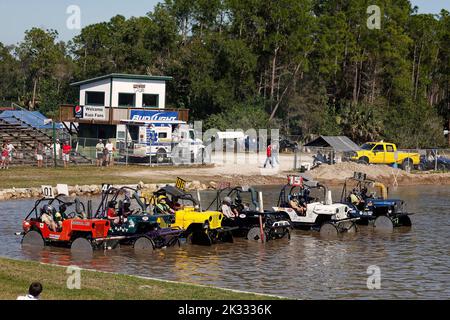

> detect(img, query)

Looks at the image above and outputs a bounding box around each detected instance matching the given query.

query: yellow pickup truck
[350,142,420,171]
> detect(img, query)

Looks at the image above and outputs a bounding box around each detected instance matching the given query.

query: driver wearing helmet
[40,205,58,232]
[349,188,365,210]
[221,197,238,219]
[155,195,175,215]
[107,201,120,224]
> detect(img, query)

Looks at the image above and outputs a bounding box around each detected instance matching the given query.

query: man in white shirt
[105,140,115,167]
[221,197,238,219]
[52,139,61,160]
[17,282,42,300]
[6,141,15,167]
[95,140,105,167]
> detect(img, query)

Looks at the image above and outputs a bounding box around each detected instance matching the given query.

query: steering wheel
[66,211,77,219]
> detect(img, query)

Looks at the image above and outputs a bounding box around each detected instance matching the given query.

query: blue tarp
[0,110,64,130]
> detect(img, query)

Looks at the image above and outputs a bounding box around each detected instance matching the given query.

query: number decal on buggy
[41,185,54,199]
[287,176,303,187]
[176,177,186,191]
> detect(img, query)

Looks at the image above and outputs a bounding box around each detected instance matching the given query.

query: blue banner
[130,110,179,122]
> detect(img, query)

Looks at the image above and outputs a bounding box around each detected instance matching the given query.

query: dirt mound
[308,162,450,186]
[310,162,406,181]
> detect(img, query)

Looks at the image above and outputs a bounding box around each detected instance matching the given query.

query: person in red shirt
[263,143,274,168]
[1,143,9,170]
[106,201,120,224]
[62,141,72,168]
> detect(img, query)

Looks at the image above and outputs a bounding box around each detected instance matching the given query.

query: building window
[142,94,159,108]
[118,93,135,107]
[85,91,105,106]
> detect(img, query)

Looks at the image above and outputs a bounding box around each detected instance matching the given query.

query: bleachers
[0,114,92,167]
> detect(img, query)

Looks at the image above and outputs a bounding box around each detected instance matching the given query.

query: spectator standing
[95,139,105,167]
[62,141,72,168]
[6,140,15,168]
[52,139,61,160]
[17,282,43,300]
[105,140,115,167]
[35,143,44,168]
[263,143,274,168]
[1,143,9,170]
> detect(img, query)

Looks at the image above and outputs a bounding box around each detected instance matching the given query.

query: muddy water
[0,185,449,299]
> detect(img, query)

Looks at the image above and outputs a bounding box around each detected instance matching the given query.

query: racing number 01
[41,185,54,199]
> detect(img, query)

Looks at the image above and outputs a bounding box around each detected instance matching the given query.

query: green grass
[0,257,282,300]
[0,166,184,189]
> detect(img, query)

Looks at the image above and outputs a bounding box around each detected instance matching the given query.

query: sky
[0,0,449,46]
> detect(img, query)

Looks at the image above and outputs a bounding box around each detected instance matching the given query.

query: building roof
[70,73,174,87]
[304,136,361,152]
[0,110,64,130]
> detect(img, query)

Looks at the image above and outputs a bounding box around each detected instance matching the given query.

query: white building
[73,73,171,110]
[62,74,189,139]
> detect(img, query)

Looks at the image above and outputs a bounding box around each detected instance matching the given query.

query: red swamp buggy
[20,195,114,253]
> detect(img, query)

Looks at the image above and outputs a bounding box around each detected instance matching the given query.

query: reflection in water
[1,185,449,299]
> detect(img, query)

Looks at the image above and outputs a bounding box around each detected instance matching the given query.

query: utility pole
[53,120,57,168]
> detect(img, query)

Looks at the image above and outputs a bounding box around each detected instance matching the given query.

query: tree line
[0,0,449,148]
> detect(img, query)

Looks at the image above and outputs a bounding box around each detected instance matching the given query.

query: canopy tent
[304,136,361,152]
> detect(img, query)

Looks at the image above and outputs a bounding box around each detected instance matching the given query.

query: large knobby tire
[21,231,45,248]
[320,222,339,238]
[220,231,234,243]
[374,215,394,232]
[345,222,358,234]
[71,237,94,255]
[246,227,267,242]
[188,230,213,246]
[398,215,412,227]
[134,237,154,253]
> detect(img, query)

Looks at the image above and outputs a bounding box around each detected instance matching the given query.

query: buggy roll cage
[206,186,259,212]
[95,186,147,218]
[339,175,388,203]
[153,185,199,207]
[276,181,327,207]
[25,194,86,220]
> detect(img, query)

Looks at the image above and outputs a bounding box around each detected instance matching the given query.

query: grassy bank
[0,258,281,300]
[0,166,179,189]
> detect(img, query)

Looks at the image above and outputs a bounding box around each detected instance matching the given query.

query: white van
[117,120,204,163]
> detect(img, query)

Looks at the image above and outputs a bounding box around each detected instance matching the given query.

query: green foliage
[339,103,384,143]
[1,1,449,147]
[204,101,270,131]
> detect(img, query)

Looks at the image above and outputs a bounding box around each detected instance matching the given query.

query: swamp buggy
[273,175,359,236]
[95,186,183,252]
[340,172,413,230]
[206,186,292,242]
[20,195,113,253]
[148,185,235,246]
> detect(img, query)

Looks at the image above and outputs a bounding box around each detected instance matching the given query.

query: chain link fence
[74,137,208,166]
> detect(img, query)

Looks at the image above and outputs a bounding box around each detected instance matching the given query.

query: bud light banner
[130,110,179,122]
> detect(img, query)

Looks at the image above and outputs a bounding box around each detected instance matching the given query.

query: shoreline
[1,163,450,201]
[1,174,449,202]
